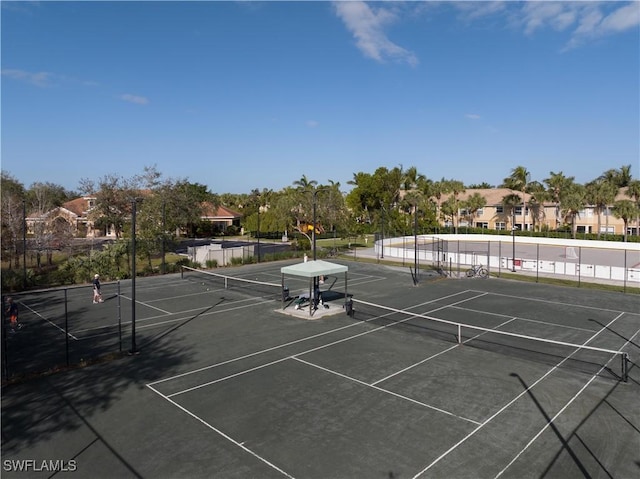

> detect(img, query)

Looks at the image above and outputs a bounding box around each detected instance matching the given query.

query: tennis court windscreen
[181,266,283,301]
[350,299,630,382]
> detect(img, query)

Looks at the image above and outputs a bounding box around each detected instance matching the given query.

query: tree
[79,174,140,239]
[525,181,547,232]
[462,192,487,228]
[585,179,618,238]
[27,181,75,266]
[612,200,639,242]
[502,166,531,231]
[544,171,574,230]
[1,171,26,269]
[431,179,450,230]
[501,193,521,231]
[600,164,632,188]
[626,179,640,236]
[560,183,586,239]
[292,174,317,190]
[444,179,465,233]
[466,182,494,189]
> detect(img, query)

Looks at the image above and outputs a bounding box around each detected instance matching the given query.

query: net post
[457,324,461,344]
[180,266,184,280]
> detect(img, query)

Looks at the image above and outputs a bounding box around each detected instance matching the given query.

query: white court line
[147,290,475,387]
[449,305,598,333]
[146,384,295,479]
[472,289,640,315]
[117,294,172,314]
[410,312,626,479]
[76,298,273,339]
[293,357,481,426]
[164,292,488,424]
[371,316,519,386]
[495,322,640,478]
[19,302,78,340]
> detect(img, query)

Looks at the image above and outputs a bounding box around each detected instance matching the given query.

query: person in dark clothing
[92,274,104,303]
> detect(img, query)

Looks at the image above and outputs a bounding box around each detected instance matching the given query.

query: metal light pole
[414,204,418,285]
[161,200,166,274]
[312,190,318,262]
[381,206,385,259]
[511,207,517,272]
[22,199,27,289]
[130,199,139,354]
[257,206,261,263]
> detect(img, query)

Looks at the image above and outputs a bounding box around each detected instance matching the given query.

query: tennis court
[2,260,638,478]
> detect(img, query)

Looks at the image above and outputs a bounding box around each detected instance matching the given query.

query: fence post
[65,289,70,367]
[624,249,627,294]
[578,246,582,287]
[118,281,122,352]
[487,241,491,275]
[2,295,9,380]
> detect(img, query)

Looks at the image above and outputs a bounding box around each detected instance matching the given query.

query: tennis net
[181,266,285,302]
[350,298,630,382]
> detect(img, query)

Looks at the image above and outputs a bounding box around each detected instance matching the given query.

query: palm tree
[612,200,639,242]
[431,179,450,230]
[525,181,548,232]
[544,171,574,230]
[402,166,426,192]
[585,179,618,238]
[463,192,487,228]
[502,166,530,231]
[501,193,521,231]
[600,164,632,188]
[446,179,465,233]
[293,174,318,191]
[626,179,640,237]
[560,183,586,239]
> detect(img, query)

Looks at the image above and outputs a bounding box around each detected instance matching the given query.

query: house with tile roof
[26,197,243,240]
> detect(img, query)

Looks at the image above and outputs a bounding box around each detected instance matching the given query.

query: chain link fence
[376,235,640,291]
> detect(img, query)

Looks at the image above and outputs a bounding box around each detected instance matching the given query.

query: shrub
[205,259,218,268]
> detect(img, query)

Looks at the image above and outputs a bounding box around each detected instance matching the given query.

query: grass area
[494,271,640,294]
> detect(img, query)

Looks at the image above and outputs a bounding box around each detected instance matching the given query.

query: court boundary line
[146,291,630,478]
[19,301,78,340]
[75,298,274,339]
[471,289,640,316]
[145,383,295,479]
[158,292,487,394]
[494,324,640,478]
[144,291,481,479]
[449,304,599,333]
[292,356,481,425]
[411,312,626,479]
[370,316,519,386]
[147,290,479,387]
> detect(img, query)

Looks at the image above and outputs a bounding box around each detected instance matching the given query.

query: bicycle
[466,264,489,278]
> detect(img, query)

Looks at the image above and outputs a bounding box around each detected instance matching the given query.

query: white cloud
[454,1,507,23]
[451,1,638,51]
[2,69,55,87]
[514,1,639,51]
[465,113,481,120]
[119,94,149,105]
[333,1,418,66]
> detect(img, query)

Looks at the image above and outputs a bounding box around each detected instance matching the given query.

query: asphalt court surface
[2,259,639,478]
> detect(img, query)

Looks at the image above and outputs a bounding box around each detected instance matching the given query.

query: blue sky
[2,1,639,194]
